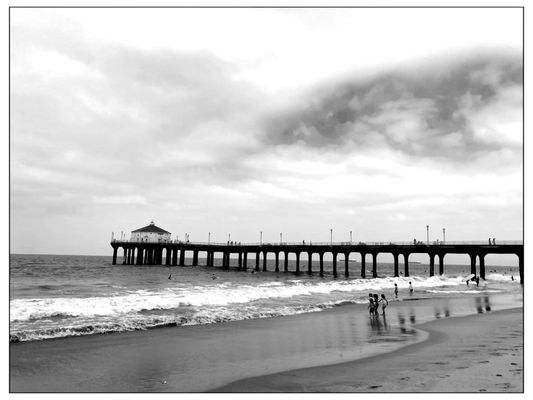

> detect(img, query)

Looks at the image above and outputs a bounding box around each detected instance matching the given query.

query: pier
[110,240,524,284]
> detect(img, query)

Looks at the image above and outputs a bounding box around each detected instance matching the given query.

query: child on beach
[409,281,413,295]
[394,283,398,297]
[368,297,376,316]
[380,294,388,315]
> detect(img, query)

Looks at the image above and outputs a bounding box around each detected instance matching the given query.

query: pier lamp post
[280,233,282,244]
[426,225,429,245]
[350,230,352,244]
[228,233,231,243]
[208,232,211,244]
[260,231,263,245]
[443,228,446,244]
[330,229,333,245]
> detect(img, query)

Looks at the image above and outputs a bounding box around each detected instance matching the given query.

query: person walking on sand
[394,283,398,298]
[409,281,413,295]
[380,294,389,315]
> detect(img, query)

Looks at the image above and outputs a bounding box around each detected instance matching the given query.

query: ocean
[9,254,522,343]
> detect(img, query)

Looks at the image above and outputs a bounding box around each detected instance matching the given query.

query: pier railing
[111,239,523,246]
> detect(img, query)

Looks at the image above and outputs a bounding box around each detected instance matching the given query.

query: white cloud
[92,195,147,205]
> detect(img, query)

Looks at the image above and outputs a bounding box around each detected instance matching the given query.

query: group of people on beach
[368,293,388,316]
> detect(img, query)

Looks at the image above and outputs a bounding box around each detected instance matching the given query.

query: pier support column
[275,252,280,272]
[192,251,199,266]
[429,253,435,277]
[332,253,337,277]
[126,248,131,265]
[284,252,289,272]
[137,248,143,265]
[372,253,377,278]
[172,248,178,266]
[263,251,268,272]
[308,252,313,274]
[360,253,366,278]
[295,252,300,274]
[166,248,171,266]
[344,253,349,277]
[439,253,445,275]
[319,253,324,276]
[255,253,260,271]
[179,249,185,266]
[238,252,242,269]
[403,253,410,277]
[393,253,399,277]
[112,247,117,265]
[147,249,153,265]
[479,255,485,280]
[223,252,229,269]
[519,253,523,284]
[470,253,476,276]
[243,252,248,270]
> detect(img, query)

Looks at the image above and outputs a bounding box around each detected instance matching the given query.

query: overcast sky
[10,8,523,260]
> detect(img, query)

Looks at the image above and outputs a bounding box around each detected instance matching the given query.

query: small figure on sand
[409,281,413,295]
[379,294,388,315]
[475,276,480,287]
[368,295,376,316]
[373,294,380,315]
[211,274,217,280]
[394,283,398,297]
[168,274,172,280]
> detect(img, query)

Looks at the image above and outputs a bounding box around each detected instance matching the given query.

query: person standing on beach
[409,281,413,295]
[368,296,376,316]
[380,294,388,315]
[394,283,398,298]
[373,294,380,316]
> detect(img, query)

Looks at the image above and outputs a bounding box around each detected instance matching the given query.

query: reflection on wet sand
[475,296,492,314]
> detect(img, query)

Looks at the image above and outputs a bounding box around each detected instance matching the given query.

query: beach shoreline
[215,307,523,392]
[10,295,523,392]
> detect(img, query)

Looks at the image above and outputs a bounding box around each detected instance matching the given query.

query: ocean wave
[9,274,507,322]
[9,302,339,342]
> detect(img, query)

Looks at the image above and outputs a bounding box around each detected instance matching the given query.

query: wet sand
[10,297,522,392]
[215,308,523,392]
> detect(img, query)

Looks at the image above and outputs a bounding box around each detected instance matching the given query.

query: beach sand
[216,308,523,392]
[10,299,523,393]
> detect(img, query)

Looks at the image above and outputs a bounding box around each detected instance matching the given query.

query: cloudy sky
[10,8,523,259]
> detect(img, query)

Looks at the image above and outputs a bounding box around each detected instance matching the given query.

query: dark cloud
[261,52,522,162]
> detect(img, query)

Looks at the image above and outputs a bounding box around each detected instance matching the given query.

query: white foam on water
[10,273,507,322]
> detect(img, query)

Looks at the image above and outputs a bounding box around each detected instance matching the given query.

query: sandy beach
[216,308,523,392]
[10,296,523,393]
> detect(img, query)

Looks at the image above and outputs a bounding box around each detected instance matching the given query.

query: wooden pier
[110,240,524,283]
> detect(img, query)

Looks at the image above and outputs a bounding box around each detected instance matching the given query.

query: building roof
[131,221,171,234]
